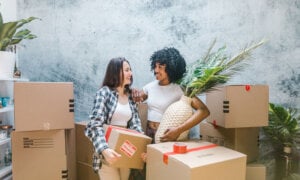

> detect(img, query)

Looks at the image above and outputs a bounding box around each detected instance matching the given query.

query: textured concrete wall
[16,0,300,121]
[0,0,17,21]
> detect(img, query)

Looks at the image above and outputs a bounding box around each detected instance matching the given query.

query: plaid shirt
[85,86,143,172]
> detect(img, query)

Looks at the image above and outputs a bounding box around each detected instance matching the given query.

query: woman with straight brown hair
[85,57,144,180]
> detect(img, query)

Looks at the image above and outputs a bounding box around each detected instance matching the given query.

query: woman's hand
[102,148,122,165]
[160,96,210,142]
[131,88,147,103]
[160,127,180,142]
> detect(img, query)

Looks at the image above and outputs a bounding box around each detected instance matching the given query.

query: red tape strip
[163,143,217,164]
[105,125,140,142]
[173,142,187,154]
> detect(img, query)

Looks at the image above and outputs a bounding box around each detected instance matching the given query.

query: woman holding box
[85,57,144,180]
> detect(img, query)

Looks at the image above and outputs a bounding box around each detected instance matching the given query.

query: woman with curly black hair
[130,47,209,180]
[134,47,209,143]
[149,47,186,83]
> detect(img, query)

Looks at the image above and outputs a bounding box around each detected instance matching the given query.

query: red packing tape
[105,125,140,142]
[173,142,187,154]
[245,85,251,91]
[163,143,217,164]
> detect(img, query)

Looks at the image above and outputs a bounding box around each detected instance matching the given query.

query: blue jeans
[188,123,200,140]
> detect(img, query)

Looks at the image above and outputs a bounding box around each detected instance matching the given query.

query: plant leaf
[178,39,267,97]
[0,12,40,50]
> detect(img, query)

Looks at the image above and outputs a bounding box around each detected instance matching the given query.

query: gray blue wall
[17,0,300,121]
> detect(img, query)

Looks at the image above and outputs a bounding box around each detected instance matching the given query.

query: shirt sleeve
[142,82,150,95]
[85,89,109,154]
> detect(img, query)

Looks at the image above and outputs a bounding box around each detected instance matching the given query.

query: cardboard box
[246,163,266,180]
[76,121,151,172]
[146,141,247,180]
[76,121,95,164]
[77,161,100,180]
[14,82,75,131]
[206,85,269,128]
[11,130,68,180]
[75,102,148,164]
[200,121,259,162]
[65,128,76,180]
[104,125,152,169]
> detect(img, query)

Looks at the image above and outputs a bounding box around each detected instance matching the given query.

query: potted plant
[155,39,266,143]
[0,11,39,78]
[262,103,300,179]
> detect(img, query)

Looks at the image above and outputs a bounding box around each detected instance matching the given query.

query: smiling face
[154,62,169,85]
[121,61,132,87]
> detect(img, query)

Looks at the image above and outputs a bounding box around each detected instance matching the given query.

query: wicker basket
[155,95,193,143]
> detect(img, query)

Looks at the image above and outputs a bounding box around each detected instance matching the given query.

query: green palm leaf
[178,39,266,97]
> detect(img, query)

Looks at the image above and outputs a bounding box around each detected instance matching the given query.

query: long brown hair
[102,57,133,93]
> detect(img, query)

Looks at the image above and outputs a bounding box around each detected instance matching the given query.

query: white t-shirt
[143,80,183,122]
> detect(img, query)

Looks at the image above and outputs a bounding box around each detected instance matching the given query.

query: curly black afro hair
[150,47,186,83]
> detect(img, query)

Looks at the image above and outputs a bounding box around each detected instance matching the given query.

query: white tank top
[110,102,131,127]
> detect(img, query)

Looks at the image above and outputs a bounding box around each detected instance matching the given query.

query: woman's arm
[85,88,110,154]
[160,96,210,142]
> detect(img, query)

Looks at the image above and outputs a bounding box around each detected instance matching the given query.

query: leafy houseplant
[178,39,266,97]
[0,12,39,51]
[155,39,266,143]
[263,103,300,154]
[0,11,39,78]
[262,103,300,179]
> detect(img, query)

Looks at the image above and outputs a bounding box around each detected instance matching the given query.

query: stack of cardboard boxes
[74,85,269,180]
[145,85,270,180]
[11,82,76,180]
[201,85,269,180]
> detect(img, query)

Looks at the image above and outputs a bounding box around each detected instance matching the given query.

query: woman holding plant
[133,47,210,143]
